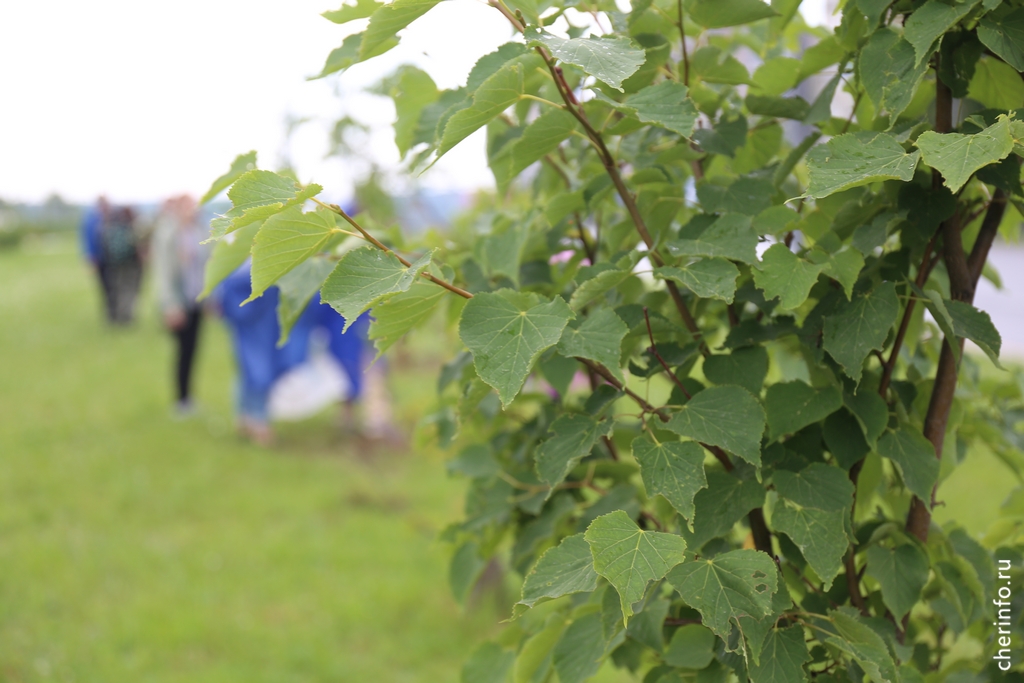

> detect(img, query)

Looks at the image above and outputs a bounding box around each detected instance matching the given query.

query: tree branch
[314,199,474,300]
[905,190,1007,541]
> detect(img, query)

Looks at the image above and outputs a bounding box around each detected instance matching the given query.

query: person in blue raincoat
[217,261,318,445]
[316,302,371,429]
[80,196,112,321]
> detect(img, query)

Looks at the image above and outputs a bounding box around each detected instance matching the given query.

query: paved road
[975,243,1024,359]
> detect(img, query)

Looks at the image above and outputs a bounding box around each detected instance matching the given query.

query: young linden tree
[200,0,1024,678]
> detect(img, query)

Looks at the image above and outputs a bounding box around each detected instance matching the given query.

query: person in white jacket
[151,195,209,415]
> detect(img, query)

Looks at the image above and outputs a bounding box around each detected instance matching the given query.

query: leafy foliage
[201,0,1024,677]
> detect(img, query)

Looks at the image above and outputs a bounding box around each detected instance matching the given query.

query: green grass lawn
[0,236,1016,682]
[0,238,500,682]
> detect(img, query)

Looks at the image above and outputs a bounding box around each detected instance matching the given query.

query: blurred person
[80,196,113,321]
[216,262,317,445]
[317,303,370,430]
[152,195,209,415]
[315,305,400,443]
[100,205,143,324]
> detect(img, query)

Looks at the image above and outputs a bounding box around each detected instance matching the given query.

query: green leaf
[823,410,871,470]
[876,427,939,503]
[689,0,777,27]
[665,385,766,467]
[632,437,708,524]
[459,290,574,407]
[438,61,526,159]
[805,132,921,199]
[663,624,717,668]
[492,108,578,189]
[584,510,687,620]
[276,255,336,344]
[619,603,663,657]
[947,299,1003,367]
[814,247,865,300]
[360,0,441,60]
[693,115,748,156]
[905,0,980,66]
[968,56,1024,109]
[199,221,260,300]
[315,33,381,79]
[388,66,439,157]
[765,381,843,441]
[481,221,529,285]
[916,115,1014,192]
[666,549,778,639]
[696,177,774,216]
[462,642,515,683]
[570,265,633,311]
[667,214,759,264]
[199,151,256,205]
[553,613,608,683]
[514,617,567,683]
[844,389,889,448]
[702,346,768,396]
[858,28,930,125]
[772,464,854,589]
[748,626,810,683]
[450,541,486,604]
[737,582,795,665]
[752,56,801,96]
[323,0,380,23]
[524,30,646,91]
[691,46,751,85]
[753,244,823,310]
[822,282,900,383]
[825,609,899,683]
[653,259,740,303]
[917,288,962,364]
[556,308,628,384]
[248,207,337,301]
[979,8,1024,71]
[367,278,445,357]
[321,247,432,330]
[517,533,599,611]
[535,414,611,489]
[597,81,698,136]
[745,95,811,120]
[684,471,766,550]
[210,170,322,240]
[865,543,930,620]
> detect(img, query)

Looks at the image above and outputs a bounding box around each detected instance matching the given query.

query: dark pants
[174,307,203,403]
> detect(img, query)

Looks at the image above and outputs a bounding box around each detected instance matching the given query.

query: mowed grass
[0,236,1016,682]
[0,237,499,682]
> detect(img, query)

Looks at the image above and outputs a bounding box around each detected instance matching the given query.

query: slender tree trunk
[906,190,1007,541]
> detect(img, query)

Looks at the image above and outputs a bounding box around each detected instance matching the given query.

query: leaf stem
[487,2,710,353]
[643,306,691,399]
[314,198,474,300]
[676,0,690,86]
[906,188,1008,541]
[520,93,564,108]
[576,357,669,421]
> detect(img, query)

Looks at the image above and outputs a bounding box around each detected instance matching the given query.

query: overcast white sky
[0,1,836,205]
[0,1,519,204]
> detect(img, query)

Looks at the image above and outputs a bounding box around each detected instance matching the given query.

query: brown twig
[644,307,691,399]
[315,199,474,300]
[845,552,868,615]
[676,0,690,86]
[487,2,710,353]
[577,357,669,421]
[906,189,1008,541]
[878,233,939,396]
